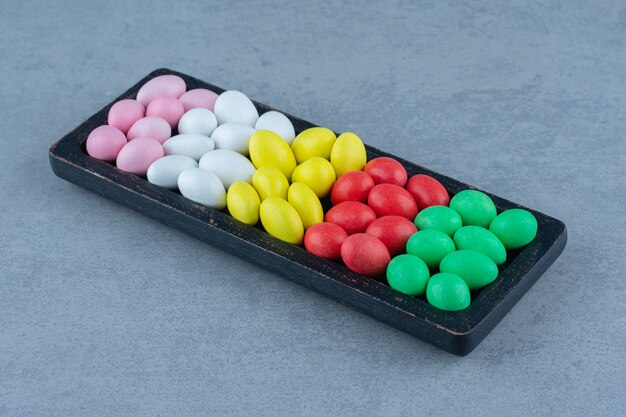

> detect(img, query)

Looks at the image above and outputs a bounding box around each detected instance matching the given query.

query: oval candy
[145,97,185,129]
[406,174,450,210]
[85,125,127,161]
[291,127,336,163]
[363,157,408,187]
[291,157,336,198]
[325,201,377,235]
[260,197,304,245]
[330,170,375,206]
[341,233,390,277]
[329,132,367,176]
[147,155,198,189]
[198,149,255,189]
[489,209,538,250]
[255,111,296,144]
[413,205,462,237]
[368,183,418,220]
[365,215,417,257]
[214,90,259,126]
[179,88,219,112]
[449,190,497,228]
[227,181,261,226]
[107,99,145,134]
[248,130,297,180]
[211,123,255,156]
[162,134,215,161]
[177,167,226,209]
[136,74,186,107]
[405,229,456,269]
[386,254,430,296]
[252,166,289,201]
[439,250,499,290]
[127,116,172,143]
[426,272,471,311]
[116,137,164,176]
[178,108,218,136]
[288,182,324,229]
[304,222,348,260]
[453,226,507,265]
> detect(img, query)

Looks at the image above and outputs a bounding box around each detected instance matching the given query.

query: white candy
[177,108,218,136]
[162,134,215,161]
[211,123,255,155]
[146,155,198,189]
[255,111,296,144]
[178,168,226,208]
[213,90,259,127]
[198,150,256,189]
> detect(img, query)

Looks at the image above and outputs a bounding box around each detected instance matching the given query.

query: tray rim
[49,68,568,355]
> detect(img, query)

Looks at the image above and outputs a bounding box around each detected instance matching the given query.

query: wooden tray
[48,68,567,356]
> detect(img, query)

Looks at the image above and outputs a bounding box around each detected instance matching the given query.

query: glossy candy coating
[198,149,255,189]
[341,233,390,277]
[211,123,255,156]
[426,272,471,311]
[145,97,185,129]
[330,170,375,206]
[116,137,164,176]
[368,183,418,220]
[365,215,417,257]
[146,155,197,189]
[453,226,507,265]
[249,130,297,180]
[405,229,456,269]
[107,99,145,134]
[226,181,261,225]
[291,157,336,198]
[162,134,215,161]
[489,209,538,250]
[439,250,499,290]
[177,167,226,209]
[85,125,127,161]
[406,174,450,210]
[259,197,304,245]
[291,127,336,163]
[325,201,377,235]
[179,88,218,112]
[136,74,186,107]
[449,190,497,228]
[329,132,367,176]
[386,254,430,296]
[288,182,324,229]
[127,116,171,143]
[414,205,462,237]
[363,157,408,187]
[213,90,259,126]
[255,111,296,144]
[304,222,348,260]
[178,108,218,136]
[252,166,289,201]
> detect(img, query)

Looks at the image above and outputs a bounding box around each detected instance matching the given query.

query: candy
[127,116,171,144]
[426,272,471,311]
[413,205,462,237]
[291,157,336,198]
[325,201,377,235]
[330,170,375,206]
[162,134,215,161]
[405,229,456,269]
[439,250,498,290]
[260,197,304,245]
[198,149,255,189]
[489,209,538,250]
[287,182,324,229]
[136,74,186,107]
[341,233,390,277]
[177,108,218,137]
[449,190,497,228]
[365,215,417,257]
[363,157,408,187]
[386,254,430,296]
[304,222,348,260]
[255,111,296,144]
[179,88,218,112]
[453,226,507,265]
[146,155,197,189]
[291,127,336,163]
[213,90,259,126]
[406,174,450,210]
[85,125,127,161]
[226,181,261,225]
[145,97,185,129]
[177,167,226,209]
[330,132,367,176]
[210,123,255,156]
[116,137,164,176]
[252,166,289,201]
[107,99,145,134]
[367,183,418,220]
[248,130,297,180]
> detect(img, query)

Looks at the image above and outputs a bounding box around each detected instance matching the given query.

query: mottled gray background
[1,0,624,415]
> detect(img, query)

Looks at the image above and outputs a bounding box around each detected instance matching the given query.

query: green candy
[439,250,498,290]
[406,229,456,269]
[489,208,538,250]
[386,254,430,296]
[453,226,507,265]
[426,272,471,311]
[413,205,462,237]
[449,190,497,228]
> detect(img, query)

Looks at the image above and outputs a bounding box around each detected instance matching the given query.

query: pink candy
[116,137,164,175]
[146,97,185,129]
[127,116,172,143]
[107,99,145,134]
[136,75,186,107]
[179,89,219,112]
[86,125,127,161]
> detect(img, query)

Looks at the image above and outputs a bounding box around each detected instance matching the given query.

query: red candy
[365,216,418,257]
[368,184,418,220]
[341,233,391,277]
[330,171,375,206]
[304,222,348,260]
[406,174,450,210]
[363,157,408,187]
[325,201,377,235]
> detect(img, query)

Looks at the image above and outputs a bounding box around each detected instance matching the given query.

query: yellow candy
[252,166,289,200]
[291,127,337,163]
[288,182,324,229]
[249,130,297,180]
[291,157,336,198]
[330,132,367,176]
[260,197,304,245]
[226,182,260,226]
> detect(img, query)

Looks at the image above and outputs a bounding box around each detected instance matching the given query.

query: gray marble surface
[1,0,624,415]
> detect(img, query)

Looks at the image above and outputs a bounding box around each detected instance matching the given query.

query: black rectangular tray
[49,68,567,356]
